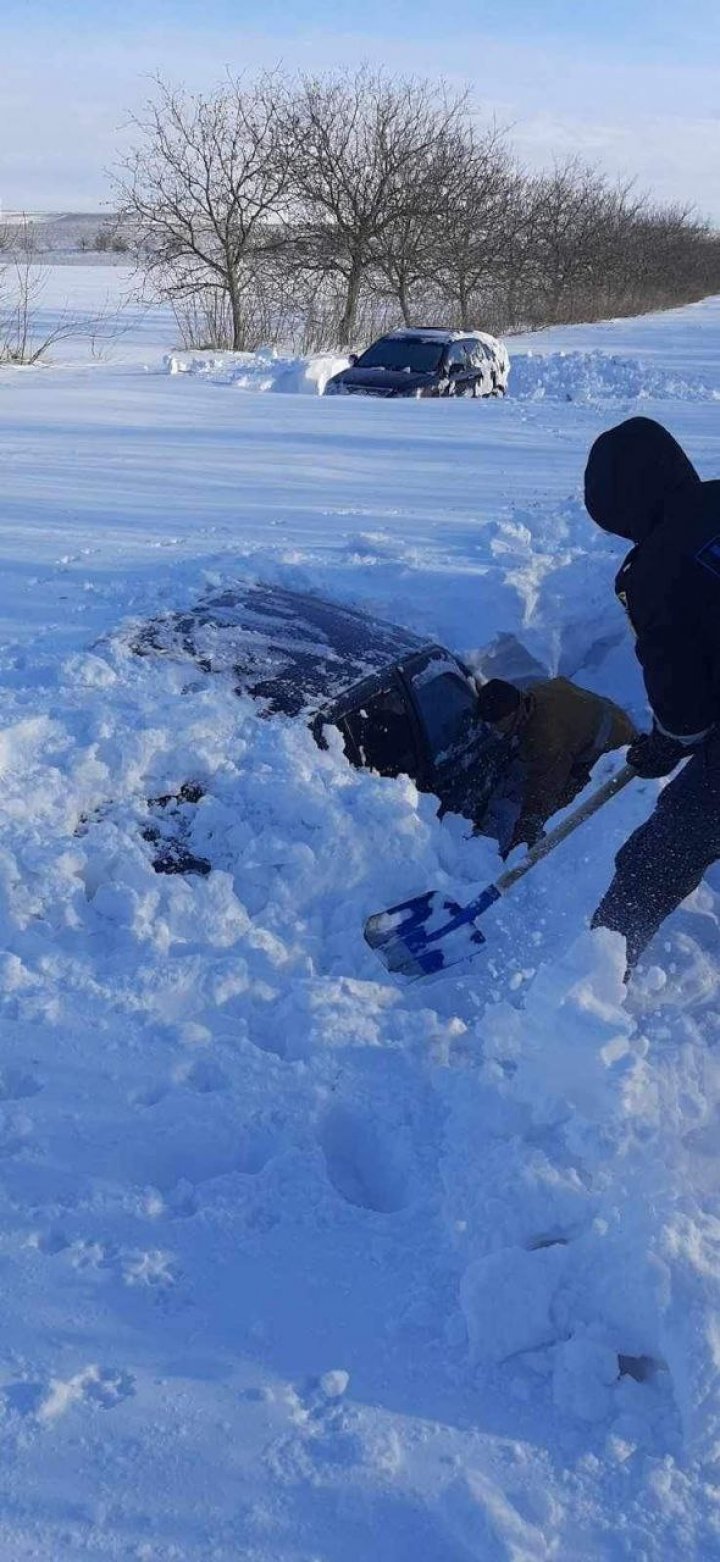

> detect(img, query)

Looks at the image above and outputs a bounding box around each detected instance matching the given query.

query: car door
[402,649,510,818]
[338,678,423,782]
[444,340,473,395]
[466,339,494,396]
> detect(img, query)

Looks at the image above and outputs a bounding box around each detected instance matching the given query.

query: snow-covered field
[2,267,720,1558]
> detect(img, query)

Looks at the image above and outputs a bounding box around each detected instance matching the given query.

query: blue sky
[2,0,720,216]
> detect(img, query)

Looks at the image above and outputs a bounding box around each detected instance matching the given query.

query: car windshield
[356,338,445,374]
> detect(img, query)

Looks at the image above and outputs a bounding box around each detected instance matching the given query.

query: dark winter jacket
[513,679,635,831]
[481,678,635,852]
[584,416,720,742]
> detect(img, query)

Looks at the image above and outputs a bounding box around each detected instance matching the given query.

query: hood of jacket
[584,416,700,544]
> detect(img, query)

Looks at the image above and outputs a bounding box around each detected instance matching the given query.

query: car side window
[343,687,417,777]
[410,663,478,761]
[467,341,489,369]
[445,342,468,372]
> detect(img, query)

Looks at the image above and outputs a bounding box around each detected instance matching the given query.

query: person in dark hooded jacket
[584,415,720,965]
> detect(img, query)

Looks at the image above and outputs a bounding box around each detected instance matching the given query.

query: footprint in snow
[0,1068,42,1101]
[4,1365,135,1422]
[131,1058,228,1107]
[129,1082,169,1109]
[173,1058,229,1094]
[0,1113,34,1158]
[265,1372,362,1479]
[31,1227,71,1256]
[320,1106,411,1213]
[30,1229,175,1283]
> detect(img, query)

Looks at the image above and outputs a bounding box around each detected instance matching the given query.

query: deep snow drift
[0,271,720,1558]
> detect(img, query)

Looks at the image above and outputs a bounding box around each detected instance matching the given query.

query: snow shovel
[364,762,635,978]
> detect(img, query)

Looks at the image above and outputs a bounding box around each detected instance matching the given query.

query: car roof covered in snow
[385,328,456,339]
[382,326,504,351]
[131,582,430,716]
[384,328,465,342]
[381,323,499,338]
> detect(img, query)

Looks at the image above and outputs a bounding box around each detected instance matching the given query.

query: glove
[627,727,688,779]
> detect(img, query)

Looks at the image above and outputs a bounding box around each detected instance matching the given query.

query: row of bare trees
[116,69,720,353]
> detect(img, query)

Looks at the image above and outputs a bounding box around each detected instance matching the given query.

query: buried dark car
[325,328,510,400]
[131,583,513,862]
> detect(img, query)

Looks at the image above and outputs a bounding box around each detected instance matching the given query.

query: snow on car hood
[330,365,436,394]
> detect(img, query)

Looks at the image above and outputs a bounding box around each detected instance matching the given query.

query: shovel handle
[495,762,636,898]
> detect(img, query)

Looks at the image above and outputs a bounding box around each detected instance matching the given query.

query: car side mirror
[347,353,358,367]
[447,361,463,375]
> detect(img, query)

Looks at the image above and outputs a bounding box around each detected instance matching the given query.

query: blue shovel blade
[364,886,497,978]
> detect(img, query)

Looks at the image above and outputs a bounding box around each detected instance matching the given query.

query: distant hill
[1,211,135,264]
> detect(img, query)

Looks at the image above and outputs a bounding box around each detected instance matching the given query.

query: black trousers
[592,730,720,966]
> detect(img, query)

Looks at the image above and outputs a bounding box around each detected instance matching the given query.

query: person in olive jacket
[477,675,636,854]
[584,415,720,966]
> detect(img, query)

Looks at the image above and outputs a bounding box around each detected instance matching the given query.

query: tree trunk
[227,268,244,351]
[337,258,363,347]
[397,277,412,326]
[505,267,521,330]
[230,296,244,351]
[457,274,470,331]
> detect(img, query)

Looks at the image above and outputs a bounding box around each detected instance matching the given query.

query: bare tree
[430,124,515,329]
[0,219,90,364]
[369,125,469,325]
[286,69,467,345]
[518,161,620,324]
[472,165,541,335]
[114,72,294,350]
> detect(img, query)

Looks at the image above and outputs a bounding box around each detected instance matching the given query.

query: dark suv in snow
[324,328,509,400]
[133,584,512,840]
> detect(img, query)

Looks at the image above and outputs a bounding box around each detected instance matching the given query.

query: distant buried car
[133,583,512,828]
[324,328,510,400]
